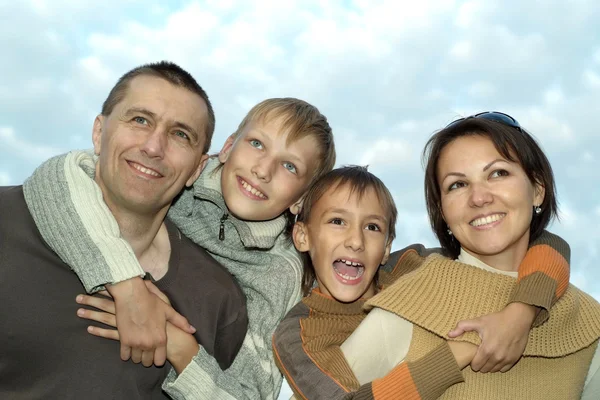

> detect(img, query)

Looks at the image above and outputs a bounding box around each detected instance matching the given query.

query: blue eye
[283,162,297,174]
[249,139,263,149]
[174,130,189,140]
[133,116,148,125]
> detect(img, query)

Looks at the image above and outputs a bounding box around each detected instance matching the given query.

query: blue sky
[2,1,599,397]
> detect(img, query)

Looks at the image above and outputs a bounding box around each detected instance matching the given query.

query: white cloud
[0,126,65,163]
[468,81,496,98]
[0,171,11,186]
[583,69,600,88]
[359,138,415,167]
[543,87,564,106]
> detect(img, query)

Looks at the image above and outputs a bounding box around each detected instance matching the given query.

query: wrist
[505,302,537,327]
[169,340,199,375]
[106,277,146,299]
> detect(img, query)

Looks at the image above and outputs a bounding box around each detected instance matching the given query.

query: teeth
[338,259,364,267]
[240,179,266,199]
[470,213,505,227]
[333,264,365,281]
[133,163,160,177]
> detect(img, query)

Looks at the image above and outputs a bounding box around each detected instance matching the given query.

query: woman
[341,112,600,399]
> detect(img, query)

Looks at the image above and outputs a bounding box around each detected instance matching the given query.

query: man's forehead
[118,76,208,128]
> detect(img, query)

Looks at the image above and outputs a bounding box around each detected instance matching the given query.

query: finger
[77,308,117,327]
[479,355,501,373]
[76,294,116,314]
[144,281,171,304]
[154,346,167,367]
[131,348,143,364]
[120,344,132,361]
[448,319,483,338]
[97,290,112,299]
[165,307,196,334]
[489,362,506,373]
[470,346,491,372]
[87,325,120,341]
[500,362,515,373]
[141,350,154,367]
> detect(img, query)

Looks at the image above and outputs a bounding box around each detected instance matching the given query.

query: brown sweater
[273,232,571,400]
[367,253,600,399]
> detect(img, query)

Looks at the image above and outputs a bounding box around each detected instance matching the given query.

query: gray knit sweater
[23,151,303,400]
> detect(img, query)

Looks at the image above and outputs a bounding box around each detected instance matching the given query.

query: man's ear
[92,115,105,155]
[292,222,310,252]
[289,196,304,216]
[218,134,236,164]
[380,239,393,266]
[186,154,210,187]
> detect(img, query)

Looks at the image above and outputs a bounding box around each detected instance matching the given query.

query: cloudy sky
[2,0,599,396]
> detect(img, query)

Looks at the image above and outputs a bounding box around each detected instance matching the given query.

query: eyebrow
[441,159,509,182]
[125,107,200,143]
[324,208,387,222]
[483,159,508,171]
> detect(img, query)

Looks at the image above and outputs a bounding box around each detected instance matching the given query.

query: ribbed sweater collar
[182,157,287,249]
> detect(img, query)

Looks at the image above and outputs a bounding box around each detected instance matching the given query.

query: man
[0,62,248,399]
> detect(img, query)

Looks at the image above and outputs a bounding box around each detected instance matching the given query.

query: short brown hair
[101,61,215,153]
[297,165,397,295]
[422,117,558,259]
[233,98,336,183]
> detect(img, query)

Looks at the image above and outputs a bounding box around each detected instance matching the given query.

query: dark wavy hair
[422,118,558,259]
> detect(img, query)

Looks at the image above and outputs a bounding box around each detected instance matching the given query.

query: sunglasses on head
[445,111,522,132]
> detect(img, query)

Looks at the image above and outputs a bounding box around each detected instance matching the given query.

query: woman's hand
[76,282,199,373]
[448,302,536,372]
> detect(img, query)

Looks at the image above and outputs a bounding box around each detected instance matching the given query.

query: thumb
[448,318,482,338]
[165,307,196,334]
[144,280,170,304]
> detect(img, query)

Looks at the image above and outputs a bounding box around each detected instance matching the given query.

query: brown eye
[448,181,466,191]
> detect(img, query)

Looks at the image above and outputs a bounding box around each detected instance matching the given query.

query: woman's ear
[533,181,546,208]
[292,222,310,252]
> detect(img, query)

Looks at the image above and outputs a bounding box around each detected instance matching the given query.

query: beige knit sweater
[360,252,600,399]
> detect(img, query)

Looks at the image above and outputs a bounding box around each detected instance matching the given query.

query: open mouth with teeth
[470,213,506,227]
[238,177,268,200]
[333,258,365,284]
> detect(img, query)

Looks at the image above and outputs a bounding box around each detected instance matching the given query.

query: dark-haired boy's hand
[448,302,536,372]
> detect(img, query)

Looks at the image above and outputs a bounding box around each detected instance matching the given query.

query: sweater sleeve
[272,304,463,400]
[510,230,571,326]
[22,150,144,293]
[162,324,283,400]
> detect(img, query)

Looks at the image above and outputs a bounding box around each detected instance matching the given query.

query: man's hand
[106,277,196,367]
[448,340,478,369]
[76,284,199,374]
[448,302,537,373]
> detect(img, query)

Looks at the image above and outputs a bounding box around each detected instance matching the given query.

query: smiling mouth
[128,161,162,178]
[333,259,365,281]
[238,177,268,199]
[470,213,506,227]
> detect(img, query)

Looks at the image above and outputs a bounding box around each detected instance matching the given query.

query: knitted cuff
[510,271,556,326]
[408,342,465,400]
